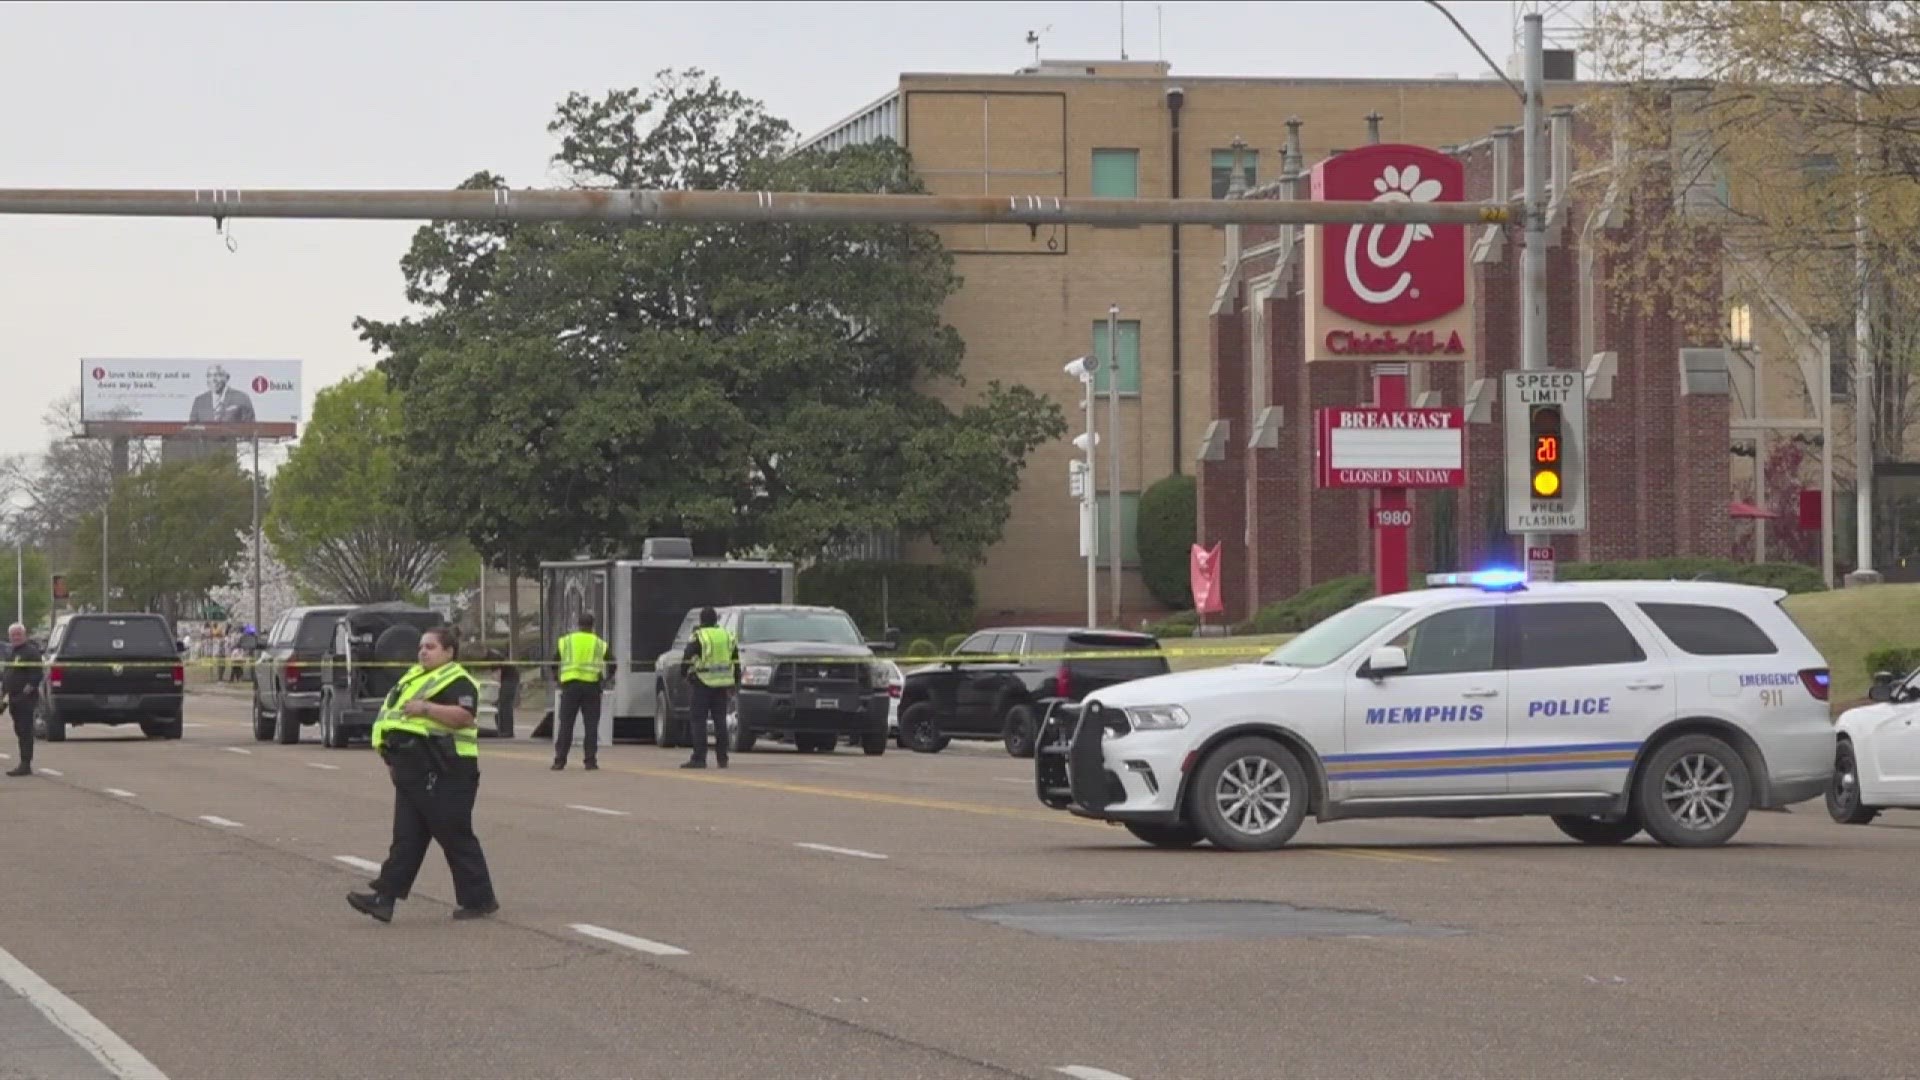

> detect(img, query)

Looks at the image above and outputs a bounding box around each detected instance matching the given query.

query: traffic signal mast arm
[0,188,1509,228]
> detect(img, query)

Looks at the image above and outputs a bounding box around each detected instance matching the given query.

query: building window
[1091,149,1139,197]
[1090,320,1142,395]
[1093,492,1141,565]
[1211,149,1258,198]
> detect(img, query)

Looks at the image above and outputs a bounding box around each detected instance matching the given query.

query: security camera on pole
[1064,354,1100,628]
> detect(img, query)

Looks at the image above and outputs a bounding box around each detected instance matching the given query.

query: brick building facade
[1198,96,1732,623]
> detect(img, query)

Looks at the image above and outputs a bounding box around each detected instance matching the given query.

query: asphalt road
[0,687,1916,1080]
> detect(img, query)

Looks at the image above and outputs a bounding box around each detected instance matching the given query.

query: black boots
[5,764,30,777]
[347,891,394,923]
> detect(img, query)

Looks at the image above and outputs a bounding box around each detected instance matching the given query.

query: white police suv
[1034,572,1834,850]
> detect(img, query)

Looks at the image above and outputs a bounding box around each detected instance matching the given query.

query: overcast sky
[0,0,1521,462]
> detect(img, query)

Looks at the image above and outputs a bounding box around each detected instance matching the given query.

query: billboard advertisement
[1315,407,1466,489]
[80,358,302,438]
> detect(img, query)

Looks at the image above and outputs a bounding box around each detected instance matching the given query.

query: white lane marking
[569,923,688,957]
[305,762,341,771]
[794,842,889,861]
[222,747,251,755]
[0,942,170,1079]
[198,815,243,828]
[997,777,1029,784]
[565,804,631,817]
[0,751,9,759]
[1056,1068,1134,1080]
[183,723,207,729]
[334,855,382,874]
[104,789,137,799]
[37,768,63,777]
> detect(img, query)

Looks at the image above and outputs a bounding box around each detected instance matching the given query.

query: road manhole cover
[955,898,1462,943]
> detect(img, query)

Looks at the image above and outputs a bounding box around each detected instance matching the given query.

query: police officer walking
[3,624,42,777]
[551,612,613,771]
[349,626,499,923]
[679,607,739,770]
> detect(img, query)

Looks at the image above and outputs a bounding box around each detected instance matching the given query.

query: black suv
[898,627,1168,757]
[38,613,185,741]
[250,604,354,744]
[654,605,893,755]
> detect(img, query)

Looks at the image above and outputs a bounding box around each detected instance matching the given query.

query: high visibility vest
[557,631,608,684]
[692,626,737,688]
[371,662,479,757]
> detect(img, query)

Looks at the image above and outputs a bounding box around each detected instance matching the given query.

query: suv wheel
[1635,734,1752,848]
[1551,814,1642,845]
[274,700,300,745]
[1826,740,1879,825]
[42,697,65,743]
[1187,737,1309,852]
[1001,703,1038,759]
[860,733,887,756]
[251,700,274,742]
[1123,822,1203,849]
[902,703,949,753]
[654,683,677,748]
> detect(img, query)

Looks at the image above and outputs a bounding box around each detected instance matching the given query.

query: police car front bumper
[1035,701,1187,823]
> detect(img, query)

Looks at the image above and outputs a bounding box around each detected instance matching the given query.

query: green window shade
[1091,149,1139,197]
[1094,493,1141,564]
[1090,320,1141,395]
[1211,149,1259,198]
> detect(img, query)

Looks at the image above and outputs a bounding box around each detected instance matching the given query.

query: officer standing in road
[551,612,613,771]
[349,626,499,923]
[3,624,42,778]
[679,607,739,770]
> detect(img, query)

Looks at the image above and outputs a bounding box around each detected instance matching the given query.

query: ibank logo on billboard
[1304,144,1475,363]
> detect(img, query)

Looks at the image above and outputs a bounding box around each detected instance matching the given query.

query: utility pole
[1520,12,1550,570]
[1107,305,1122,627]
[251,436,263,632]
[1850,86,1878,585]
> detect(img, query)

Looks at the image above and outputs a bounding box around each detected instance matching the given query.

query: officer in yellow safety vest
[349,626,499,923]
[678,607,739,769]
[551,612,614,771]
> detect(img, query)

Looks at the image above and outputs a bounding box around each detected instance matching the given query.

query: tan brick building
[803,58,1579,622]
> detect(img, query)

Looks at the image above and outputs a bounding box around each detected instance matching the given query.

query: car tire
[163,716,184,740]
[43,702,65,744]
[1634,734,1752,848]
[251,700,274,742]
[861,733,887,756]
[902,702,947,753]
[654,683,677,748]
[733,722,757,754]
[1826,739,1880,825]
[1001,703,1039,759]
[1187,737,1309,851]
[1551,814,1643,845]
[1123,822,1204,848]
[274,701,300,745]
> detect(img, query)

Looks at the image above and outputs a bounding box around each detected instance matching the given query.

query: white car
[1035,572,1834,851]
[1827,669,1920,824]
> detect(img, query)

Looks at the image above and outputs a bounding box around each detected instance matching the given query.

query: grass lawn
[1165,584,1920,712]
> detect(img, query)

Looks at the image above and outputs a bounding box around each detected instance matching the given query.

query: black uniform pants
[371,749,496,910]
[553,682,603,764]
[9,694,34,766]
[687,683,730,764]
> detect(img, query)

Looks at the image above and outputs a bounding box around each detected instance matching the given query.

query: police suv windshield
[1262,604,1409,668]
[738,611,863,647]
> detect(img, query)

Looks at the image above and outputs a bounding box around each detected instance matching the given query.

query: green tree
[1137,475,1197,610]
[265,370,454,603]
[67,459,254,619]
[356,69,1064,570]
[0,547,53,632]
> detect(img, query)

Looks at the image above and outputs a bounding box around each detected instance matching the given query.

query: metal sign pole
[1107,306,1121,627]
[1520,12,1549,573]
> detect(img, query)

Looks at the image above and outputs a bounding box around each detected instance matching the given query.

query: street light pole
[1520,13,1549,569]
[1107,305,1122,627]
[1084,376,1097,629]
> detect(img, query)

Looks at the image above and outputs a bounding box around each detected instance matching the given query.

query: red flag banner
[1190,542,1224,616]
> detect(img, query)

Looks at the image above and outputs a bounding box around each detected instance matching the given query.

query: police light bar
[1425,569,1528,591]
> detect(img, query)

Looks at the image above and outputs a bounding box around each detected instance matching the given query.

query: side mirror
[884,627,903,646]
[1364,646,1409,680]
[1872,670,1897,686]
[1869,682,1895,703]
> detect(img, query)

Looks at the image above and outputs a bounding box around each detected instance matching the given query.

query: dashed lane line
[794,842,889,860]
[36,768,63,777]
[222,747,252,756]
[569,923,688,957]
[334,855,382,874]
[1056,1067,1133,1080]
[565,804,631,817]
[104,789,137,799]
[198,816,244,828]
[305,762,341,771]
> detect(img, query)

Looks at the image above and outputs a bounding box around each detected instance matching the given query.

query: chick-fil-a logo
[1311,145,1466,327]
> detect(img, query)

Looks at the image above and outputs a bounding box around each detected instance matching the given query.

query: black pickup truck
[38,613,185,741]
[898,627,1168,757]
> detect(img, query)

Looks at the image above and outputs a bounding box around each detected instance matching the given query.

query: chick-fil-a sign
[1304,144,1474,362]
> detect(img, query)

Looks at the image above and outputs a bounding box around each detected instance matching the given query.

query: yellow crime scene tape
[65,643,1282,670]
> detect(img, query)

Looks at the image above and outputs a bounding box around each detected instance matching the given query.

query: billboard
[80,359,301,438]
[1304,145,1474,362]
